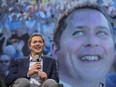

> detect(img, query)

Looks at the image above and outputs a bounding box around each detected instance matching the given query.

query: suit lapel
[24,57,30,72]
[43,57,48,72]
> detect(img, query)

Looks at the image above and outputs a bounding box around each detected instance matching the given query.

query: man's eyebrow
[75,26,110,30]
[75,26,87,29]
[96,26,109,30]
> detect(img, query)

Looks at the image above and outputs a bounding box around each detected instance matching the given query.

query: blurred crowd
[0,0,116,83]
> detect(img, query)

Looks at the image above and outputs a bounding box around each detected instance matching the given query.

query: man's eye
[72,31,85,37]
[39,40,43,43]
[96,31,108,37]
[33,41,37,43]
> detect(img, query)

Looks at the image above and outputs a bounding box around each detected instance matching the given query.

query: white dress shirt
[29,55,43,86]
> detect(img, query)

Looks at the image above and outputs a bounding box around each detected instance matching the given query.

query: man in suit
[5,33,59,87]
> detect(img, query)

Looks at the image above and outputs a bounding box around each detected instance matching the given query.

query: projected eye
[96,30,108,37]
[72,30,85,38]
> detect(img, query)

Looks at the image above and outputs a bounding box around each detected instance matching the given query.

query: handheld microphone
[35,54,42,71]
[35,55,41,62]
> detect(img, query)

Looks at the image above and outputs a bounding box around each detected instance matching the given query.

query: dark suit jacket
[5,56,59,86]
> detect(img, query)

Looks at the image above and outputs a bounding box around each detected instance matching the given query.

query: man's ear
[51,42,58,60]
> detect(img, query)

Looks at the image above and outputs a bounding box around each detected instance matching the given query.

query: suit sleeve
[5,59,28,86]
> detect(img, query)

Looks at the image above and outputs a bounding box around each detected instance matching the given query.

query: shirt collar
[30,55,33,61]
[29,54,43,61]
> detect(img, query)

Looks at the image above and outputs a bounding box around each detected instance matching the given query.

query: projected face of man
[54,9,115,86]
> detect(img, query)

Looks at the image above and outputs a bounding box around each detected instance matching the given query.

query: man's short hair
[53,3,113,50]
[28,33,45,46]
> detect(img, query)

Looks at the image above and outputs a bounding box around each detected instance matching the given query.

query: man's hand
[38,71,48,82]
[27,62,41,76]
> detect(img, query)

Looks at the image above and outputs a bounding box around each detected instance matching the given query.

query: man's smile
[79,55,101,61]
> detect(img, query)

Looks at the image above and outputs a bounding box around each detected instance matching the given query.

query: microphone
[35,55,41,62]
[35,54,42,71]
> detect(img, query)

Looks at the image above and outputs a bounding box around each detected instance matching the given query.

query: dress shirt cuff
[27,74,30,79]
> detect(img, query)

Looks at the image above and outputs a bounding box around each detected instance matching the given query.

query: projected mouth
[79,55,101,61]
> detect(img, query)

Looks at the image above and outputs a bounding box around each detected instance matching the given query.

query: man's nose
[84,34,99,47]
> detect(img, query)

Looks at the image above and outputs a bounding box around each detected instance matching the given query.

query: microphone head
[35,55,40,62]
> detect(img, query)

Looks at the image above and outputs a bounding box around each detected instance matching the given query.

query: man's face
[0,55,10,72]
[29,36,44,55]
[55,9,115,82]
